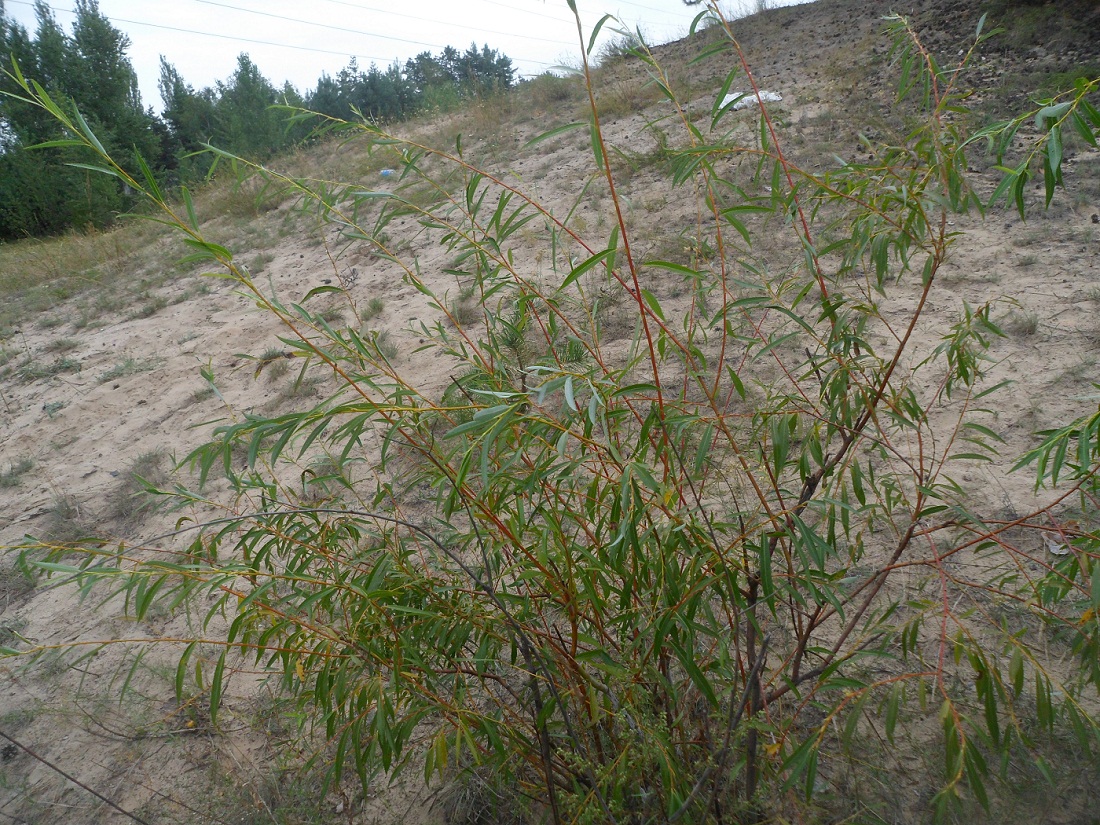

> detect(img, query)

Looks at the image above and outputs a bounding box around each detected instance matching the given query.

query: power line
[613,0,693,19]
[3,0,395,63]
[191,0,446,51]
[4,0,559,69]
[187,0,588,60]
[310,0,578,47]
[3,0,712,98]
[476,0,576,24]
[478,0,689,30]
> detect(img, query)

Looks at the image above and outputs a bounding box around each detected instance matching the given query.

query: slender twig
[0,729,154,825]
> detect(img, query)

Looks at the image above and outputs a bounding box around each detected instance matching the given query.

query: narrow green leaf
[587,15,614,55]
[885,684,901,744]
[639,288,665,320]
[72,107,106,155]
[181,186,199,230]
[1090,561,1100,612]
[176,641,197,699]
[525,121,585,148]
[644,260,701,278]
[780,735,819,793]
[630,461,660,495]
[302,285,343,301]
[26,139,86,150]
[135,152,163,201]
[949,452,995,463]
[1010,647,1024,697]
[693,425,715,475]
[589,113,605,169]
[65,162,121,178]
[561,248,615,291]
[209,650,226,726]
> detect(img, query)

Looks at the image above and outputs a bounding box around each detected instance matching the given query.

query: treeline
[0,0,515,240]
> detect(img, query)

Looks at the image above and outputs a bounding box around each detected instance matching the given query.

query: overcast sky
[3,0,813,111]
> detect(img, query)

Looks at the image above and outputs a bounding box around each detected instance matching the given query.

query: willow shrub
[7,6,1100,823]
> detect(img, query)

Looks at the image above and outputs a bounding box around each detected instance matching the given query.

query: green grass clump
[105,450,172,529]
[17,356,81,381]
[0,458,34,488]
[373,330,399,361]
[43,338,79,354]
[360,297,385,321]
[98,357,160,383]
[41,494,96,544]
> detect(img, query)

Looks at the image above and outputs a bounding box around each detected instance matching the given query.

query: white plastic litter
[721,90,783,110]
[1044,533,1071,556]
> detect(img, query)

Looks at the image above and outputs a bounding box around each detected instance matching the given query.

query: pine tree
[0,0,158,237]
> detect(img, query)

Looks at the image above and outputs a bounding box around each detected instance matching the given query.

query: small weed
[0,567,34,611]
[1007,309,1041,337]
[173,282,212,306]
[593,288,637,342]
[640,194,669,213]
[0,458,34,488]
[38,314,64,329]
[191,385,217,402]
[43,338,79,354]
[450,297,482,328]
[98,357,160,383]
[178,331,200,345]
[438,764,530,825]
[525,72,582,112]
[250,687,299,739]
[300,453,353,503]
[318,306,345,326]
[1017,254,1039,268]
[1011,228,1046,248]
[257,347,292,382]
[596,29,646,65]
[360,297,385,321]
[42,400,66,418]
[373,330,399,361]
[249,251,275,274]
[72,308,97,329]
[106,450,171,529]
[51,432,79,450]
[130,294,169,319]
[41,494,95,544]
[0,616,29,645]
[271,373,325,407]
[265,358,290,381]
[1058,356,1097,385]
[18,356,81,381]
[559,337,590,368]
[194,757,339,825]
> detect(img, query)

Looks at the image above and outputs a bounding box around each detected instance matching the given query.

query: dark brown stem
[523,654,562,825]
[745,577,763,812]
[667,634,770,823]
